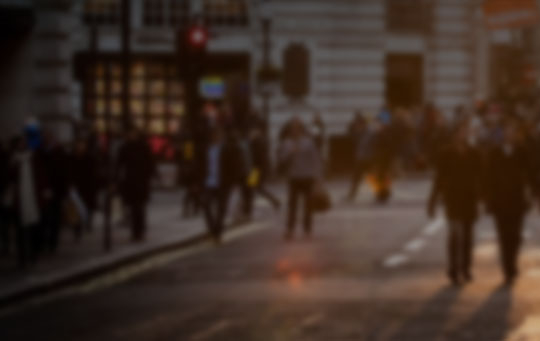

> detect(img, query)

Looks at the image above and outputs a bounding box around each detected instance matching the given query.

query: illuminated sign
[199,76,225,99]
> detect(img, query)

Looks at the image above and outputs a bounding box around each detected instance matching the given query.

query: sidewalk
[0,187,282,307]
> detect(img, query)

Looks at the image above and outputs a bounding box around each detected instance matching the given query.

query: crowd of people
[0,121,155,268]
[3,96,540,286]
[342,98,540,287]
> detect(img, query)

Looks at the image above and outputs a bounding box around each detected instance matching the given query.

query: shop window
[83,0,121,26]
[386,0,433,34]
[83,58,186,137]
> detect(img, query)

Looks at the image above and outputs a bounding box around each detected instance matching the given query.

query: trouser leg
[302,179,314,234]
[495,214,524,279]
[461,220,475,276]
[447,220,460,278]
[287,180,300,234]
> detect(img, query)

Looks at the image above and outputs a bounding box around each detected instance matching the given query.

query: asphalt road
[2,179,540,340]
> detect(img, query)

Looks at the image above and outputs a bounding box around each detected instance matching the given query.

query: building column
[32,0,76,142]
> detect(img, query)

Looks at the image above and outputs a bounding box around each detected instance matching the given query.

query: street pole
[261,17,271,137]
[121,0,131,130]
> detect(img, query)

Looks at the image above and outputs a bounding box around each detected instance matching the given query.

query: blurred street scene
[1,0,540,340]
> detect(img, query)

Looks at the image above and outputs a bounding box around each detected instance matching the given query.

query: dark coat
[42,146,70,199]
[70,150,100,210]
[116,138,156,204]
[429,145,482,222]
[484,144,537,217]
[197,137,247,190]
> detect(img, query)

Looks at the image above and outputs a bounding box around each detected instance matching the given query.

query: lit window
[130,80,146,96]
[170,101,185,116]
[149,119,166,134]
[131,99,145,116]
[96,99,106,116]
[110,99,122,116]
[150,80,166,96]
[150,99,165,116]
[111,81,122,96]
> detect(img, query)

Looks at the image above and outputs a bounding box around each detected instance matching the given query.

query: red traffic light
[188,26,208,48]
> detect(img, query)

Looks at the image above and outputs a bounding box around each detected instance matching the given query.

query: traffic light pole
[261,18,271,137]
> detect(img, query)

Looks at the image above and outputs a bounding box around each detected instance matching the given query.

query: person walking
[484,122,537,286]
[280,118,323,240]
[116,128,156,242]
[428,122,483,285]
[10,136,50,267]
[198,128,244,243]
[40,133,70,253]
[0,140,11,256]
[346,112,373,202]
[70,138,100,236]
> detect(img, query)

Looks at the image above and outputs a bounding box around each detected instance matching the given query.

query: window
[83,58,185,136]
[386,0,433,34]
[83,0,121,26]
[203,0,249,27]
[143,0,190,27]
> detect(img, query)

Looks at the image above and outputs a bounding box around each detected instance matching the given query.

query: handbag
[311,181,332,213]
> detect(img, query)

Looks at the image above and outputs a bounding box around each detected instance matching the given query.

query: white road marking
[404,238,426,253]
[423,217,445,236]
[190,320,233,340]
[384,254,409,268]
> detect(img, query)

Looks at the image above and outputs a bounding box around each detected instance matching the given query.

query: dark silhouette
[279,118,323,240]
[116,128,156,242]
[347,112,372,201]
[428,122,483,285]
[484,123,537,286]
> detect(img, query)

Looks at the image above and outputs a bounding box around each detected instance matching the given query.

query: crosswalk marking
[384,254,409,268]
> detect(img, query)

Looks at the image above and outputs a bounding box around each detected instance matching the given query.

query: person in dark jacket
[484,122,537,286]
[428,122,483,285]
[280,118,323,240]
[40,133,70,252]
[70,138,100,237]
[0,140,11,256]
[116,128,156,242]
[10,136,50,266]
[347,112,372,201]
[198,128,245,243]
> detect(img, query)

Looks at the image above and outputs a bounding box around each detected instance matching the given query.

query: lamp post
[259,4,274,137]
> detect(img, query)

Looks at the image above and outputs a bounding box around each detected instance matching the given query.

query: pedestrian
[0,140,12,256]
[249,126,281,210]
[198,128,244,243]
[40,132,70,253]
[280,118,323,240]
[116,127,156,242]
[428,122,483,285]
[484,121,537,286]
[70,138,100,236]
[346,112,372,202]
[10,136,50,267]
[177,129,200,218]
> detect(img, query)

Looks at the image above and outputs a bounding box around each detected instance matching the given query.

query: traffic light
[176,24,208,77]
[282,43,310,99]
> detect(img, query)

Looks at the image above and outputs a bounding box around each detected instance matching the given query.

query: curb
[0,232,208,309]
